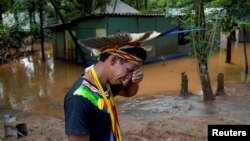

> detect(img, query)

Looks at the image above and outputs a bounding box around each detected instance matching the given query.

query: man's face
[109,58,138,85]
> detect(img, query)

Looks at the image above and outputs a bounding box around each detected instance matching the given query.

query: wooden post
[180,72,190,96]
[216,73,226,96]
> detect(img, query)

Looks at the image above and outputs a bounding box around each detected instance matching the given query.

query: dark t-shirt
[64,76,122,141]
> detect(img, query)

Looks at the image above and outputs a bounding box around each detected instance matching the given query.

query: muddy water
[0,43,84,117]
[138,42,250,97]
[0,42,249,118]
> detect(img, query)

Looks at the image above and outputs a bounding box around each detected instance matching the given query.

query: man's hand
[131,67,144,83]
[119,67,144,97]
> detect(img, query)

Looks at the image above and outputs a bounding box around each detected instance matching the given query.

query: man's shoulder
[65,77,102,108]
[73,79,100,99]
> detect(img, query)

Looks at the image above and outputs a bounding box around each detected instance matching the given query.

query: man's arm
[68,135,90,141]
[119,67,143,97]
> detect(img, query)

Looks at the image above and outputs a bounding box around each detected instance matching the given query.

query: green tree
[192,0,216,101]
[165,0,217,101]
[20,0,39,33]
[122,0,217,101]
[211,0,250,73]
[237,0,250,74]
[210,0,238,64]
[0,0,13,24]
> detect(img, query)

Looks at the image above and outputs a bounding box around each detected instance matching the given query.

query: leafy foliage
[0,23,25,49]
[0,0,13,13]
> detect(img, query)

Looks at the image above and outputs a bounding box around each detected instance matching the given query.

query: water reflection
[0,42,249,118]
[0,45,84,117]
[240,72,250,82]
[0,81,3,99]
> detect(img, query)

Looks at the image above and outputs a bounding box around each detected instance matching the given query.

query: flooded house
[46,0,188,65]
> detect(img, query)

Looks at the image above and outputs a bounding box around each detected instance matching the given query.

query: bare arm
[68,135,90,141]
[119,67,144,97]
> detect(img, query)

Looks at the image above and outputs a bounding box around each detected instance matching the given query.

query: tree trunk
[199,63,215,101]
[113,0,118,13]
[32,12,37,25]
[39,0,45,61]
[194,0,206,40]
[144,0,147,9]
[29,10,33,33]
[136,0,139,10]
[216,73,226,96]
[194,0,215,101]
[226,31,235,63]
[226,38,232,63]
[14,12,18,24]
[10,0,18,23]
[243,26,249,74]
[50,0,87,65]
[0,4,3,24]
[226,37,232,63]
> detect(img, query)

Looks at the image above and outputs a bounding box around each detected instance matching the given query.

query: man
[64,31,160,141]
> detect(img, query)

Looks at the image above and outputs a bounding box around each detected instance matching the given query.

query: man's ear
[109,55,117,65]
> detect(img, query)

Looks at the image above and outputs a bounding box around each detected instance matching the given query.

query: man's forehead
[125,62,139,70]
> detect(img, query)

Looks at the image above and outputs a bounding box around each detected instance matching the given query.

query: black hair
[99,47,147,63]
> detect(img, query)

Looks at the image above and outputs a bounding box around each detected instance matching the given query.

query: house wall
[65,30,76,62]
[50,15,179,65]
[155,17,178,56]
[76,17,107,64]
[52,30,65,60]
[107,16,178,59]
[107,16,157,58]
[108,17,137,33]
[137,17,157,59]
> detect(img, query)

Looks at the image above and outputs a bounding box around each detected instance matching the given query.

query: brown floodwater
[0,42,249,118]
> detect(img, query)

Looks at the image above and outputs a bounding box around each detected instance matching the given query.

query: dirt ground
[0,83,249,141]
[118,83,250,141]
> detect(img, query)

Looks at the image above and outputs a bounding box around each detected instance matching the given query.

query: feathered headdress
[78,31,160,65]
[78,26,205,65]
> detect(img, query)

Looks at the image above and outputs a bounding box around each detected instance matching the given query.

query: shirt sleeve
[64,95,93,135]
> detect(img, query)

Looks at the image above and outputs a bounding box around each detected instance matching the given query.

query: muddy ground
[0,83,249,141]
